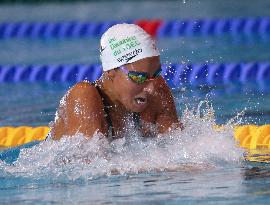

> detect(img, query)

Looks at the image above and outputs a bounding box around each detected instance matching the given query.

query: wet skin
[51,56,182,140]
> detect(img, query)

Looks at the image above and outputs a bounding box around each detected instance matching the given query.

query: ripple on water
[0,101,245,181]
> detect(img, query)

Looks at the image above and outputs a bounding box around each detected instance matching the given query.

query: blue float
[0,63,270,88]
[1,17,270,39]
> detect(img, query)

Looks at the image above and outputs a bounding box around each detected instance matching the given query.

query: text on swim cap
[109,36,141,57]
[116,48,143,63]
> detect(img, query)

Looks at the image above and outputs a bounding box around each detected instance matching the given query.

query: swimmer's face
[112,56,161,112]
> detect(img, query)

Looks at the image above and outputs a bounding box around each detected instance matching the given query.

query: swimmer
[51,23,183,140]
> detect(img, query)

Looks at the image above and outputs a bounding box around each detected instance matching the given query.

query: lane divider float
[1,17,270,39]
[0,126,49,147]
[0,63,270,87]
[1,125,270,151]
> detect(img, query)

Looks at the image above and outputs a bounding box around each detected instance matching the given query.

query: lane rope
[1,125,270,151]
[0,63,270,87]
[1,17,270,39]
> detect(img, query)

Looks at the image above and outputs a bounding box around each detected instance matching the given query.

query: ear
[107,69,118,78]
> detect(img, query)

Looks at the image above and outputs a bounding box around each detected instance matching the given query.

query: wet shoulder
[146,77,174,113]
[142,77,169,118]
[155,77,171,93]
[51,81,108,139]
[67,81,103,106]
[149,77,171,103]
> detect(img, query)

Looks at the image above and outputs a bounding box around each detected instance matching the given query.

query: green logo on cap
[109,36,141,56]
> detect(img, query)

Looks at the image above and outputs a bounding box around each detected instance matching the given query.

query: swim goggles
[119,66,162,84]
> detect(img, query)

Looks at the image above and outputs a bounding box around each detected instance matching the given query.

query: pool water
[2,164,270,205]
[1,0,270,204]
[1,82,270,127]
[0,95,245,204]
[0,82,269,204]
[1,36,270,65]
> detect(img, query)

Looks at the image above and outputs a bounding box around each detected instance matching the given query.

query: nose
[143,80,155,94]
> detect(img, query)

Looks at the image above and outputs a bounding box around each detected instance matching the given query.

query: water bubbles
[0,101,244,181]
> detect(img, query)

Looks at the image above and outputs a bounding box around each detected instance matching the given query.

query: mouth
[134,96,147,105]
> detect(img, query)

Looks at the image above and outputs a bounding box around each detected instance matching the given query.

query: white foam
[0,101,245,180]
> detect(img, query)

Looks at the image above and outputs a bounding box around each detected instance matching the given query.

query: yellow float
[1,125,270,162]
[0,126,50,147]
[1,125,270,148]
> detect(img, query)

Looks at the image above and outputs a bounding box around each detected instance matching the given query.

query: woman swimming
[51,23,182,140]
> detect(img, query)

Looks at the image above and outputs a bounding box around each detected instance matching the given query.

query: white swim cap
[100,23,160,71]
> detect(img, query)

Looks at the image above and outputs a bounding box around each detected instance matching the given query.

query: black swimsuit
[94,84,141,137]
[45,83,141,141]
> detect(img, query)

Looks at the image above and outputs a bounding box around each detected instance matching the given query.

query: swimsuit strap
[93,82,141,137]
[94,83,115,137]
[47,82,139,141]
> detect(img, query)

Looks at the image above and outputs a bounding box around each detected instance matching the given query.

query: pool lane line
[1,17,270,39]
[0,63,270,88]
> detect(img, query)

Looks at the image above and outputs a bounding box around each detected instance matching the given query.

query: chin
[130,107,145,113]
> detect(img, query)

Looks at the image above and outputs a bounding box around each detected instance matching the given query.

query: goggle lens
[120,66,162,84]
[128,72,147,84]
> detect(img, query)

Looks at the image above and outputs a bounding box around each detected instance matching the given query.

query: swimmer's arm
[155,78,183,133]
[51,82,107,140]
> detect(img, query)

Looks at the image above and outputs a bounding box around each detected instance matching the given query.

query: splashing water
[0,101,244,181]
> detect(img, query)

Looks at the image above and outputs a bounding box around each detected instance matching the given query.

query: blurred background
[1,0,270,64]
[1,0,270,126]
